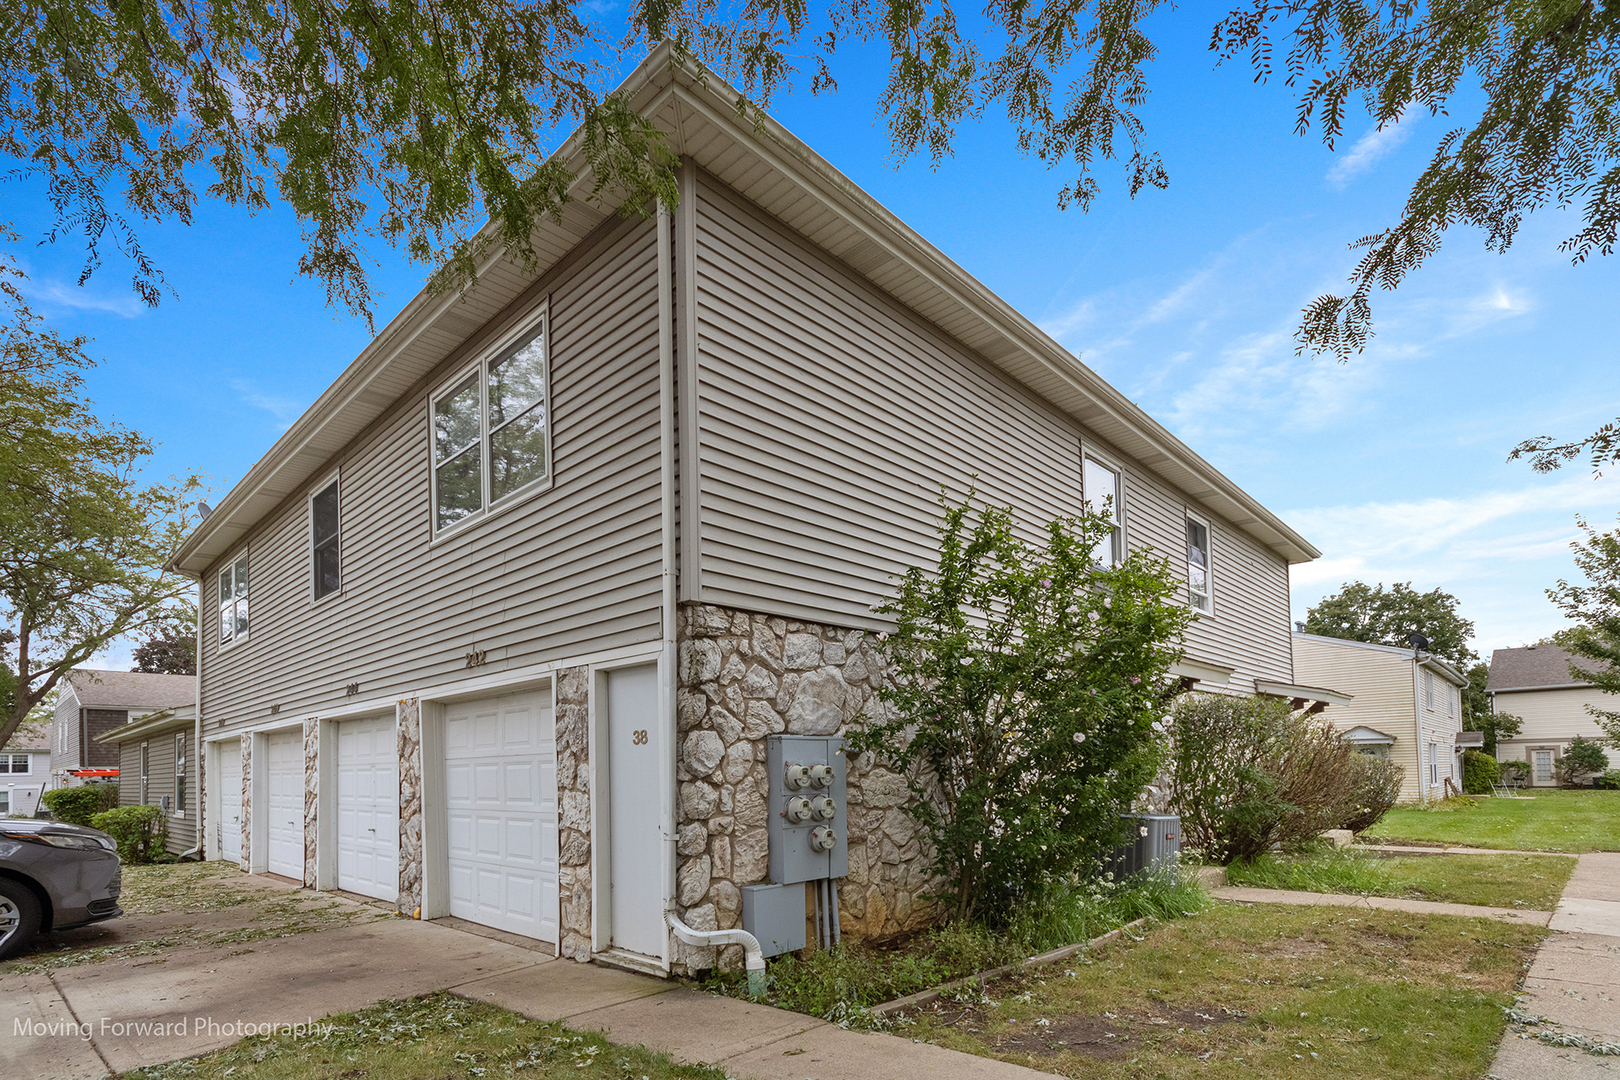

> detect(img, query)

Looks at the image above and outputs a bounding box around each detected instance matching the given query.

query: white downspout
[181,572,204,859]
[666,911,765,998]
[656,198,679,972]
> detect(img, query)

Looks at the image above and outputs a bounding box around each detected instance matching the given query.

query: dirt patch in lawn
[903,902,1545,1080]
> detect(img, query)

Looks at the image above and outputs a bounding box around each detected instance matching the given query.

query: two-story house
[1488,645,1615,786]
[1292,632,1470,803]
[169,45,1320,975]
[50,670,196,788]
[1,718,53,816]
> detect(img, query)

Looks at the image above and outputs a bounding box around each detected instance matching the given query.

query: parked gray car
[0,818,122,960]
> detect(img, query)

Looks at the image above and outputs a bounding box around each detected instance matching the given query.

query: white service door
[445,691,557,941]
[606,663,665,958]
[336,715,399,901]
[265,730,304,879]
[217,742,243,864]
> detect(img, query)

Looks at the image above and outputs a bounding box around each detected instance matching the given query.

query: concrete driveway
[0,873,1046,1080]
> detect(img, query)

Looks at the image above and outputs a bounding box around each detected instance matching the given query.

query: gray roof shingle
[1487,645,1609,691]
[66,669,196,710]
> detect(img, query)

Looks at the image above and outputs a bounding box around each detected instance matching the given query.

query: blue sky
[10,16,1619,666]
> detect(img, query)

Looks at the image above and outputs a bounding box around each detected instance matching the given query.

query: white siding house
[170,45,1320,974]
[1488,645,1615,786]
[1292,633,1470,803]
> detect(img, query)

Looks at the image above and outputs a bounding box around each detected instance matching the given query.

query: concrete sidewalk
[1209,884,1554,925]
[1490,852,1620,1079]
[0,892,1048,1080]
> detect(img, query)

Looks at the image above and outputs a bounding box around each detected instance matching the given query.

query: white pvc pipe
[666,911,766,999]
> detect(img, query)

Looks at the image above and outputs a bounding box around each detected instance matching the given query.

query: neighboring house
[1487,645,1614,786]
[167,45,1320,975]
[94,706,202,855]
[1292,632,1471,804]
[1,719,54,816]
[51,670,197,788]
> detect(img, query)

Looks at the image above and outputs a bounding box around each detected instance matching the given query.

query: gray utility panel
[766,735,849,885]
[1110,814,1182,877]
[741,882,806,957]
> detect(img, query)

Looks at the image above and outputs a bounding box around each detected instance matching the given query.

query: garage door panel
[335,715,398,902]
[445,690,557,942]
[265,731,303,880]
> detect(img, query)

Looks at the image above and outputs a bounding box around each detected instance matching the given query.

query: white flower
[959,657,973,666]
[1073,731,1087,743]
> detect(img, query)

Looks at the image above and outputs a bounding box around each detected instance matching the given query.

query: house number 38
[631,730,648,745]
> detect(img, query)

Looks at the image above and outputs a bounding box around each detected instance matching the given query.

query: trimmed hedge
[1462,749,1500,794]
[41,784,119,826]
[90,804,169,863]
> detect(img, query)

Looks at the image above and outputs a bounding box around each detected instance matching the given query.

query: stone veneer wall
[674,603,936,972]
[397,697,423,915]
[555,667,592,960]
[238,733,252,871]
[303,718,319,886]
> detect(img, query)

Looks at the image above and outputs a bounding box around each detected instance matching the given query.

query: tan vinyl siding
[688,172,1293,685]
[199,216,665,728]
[1494,686,1612,765]
[1293,637,1426,802]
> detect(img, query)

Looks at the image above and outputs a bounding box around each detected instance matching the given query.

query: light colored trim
[1169,658,1234,686]
[419,700,450,920]
[217,551,252,653]
[1341,725,1396,745]
[315,717,338,891]
[589,666,608,956]
[1080,445,1125,566]
[1253,680,1355,706]
[1184,507,1214,617]
[1489,682,1595,694]
[308,468,344,605]
[675,162,702,602]
[427,300,555,544]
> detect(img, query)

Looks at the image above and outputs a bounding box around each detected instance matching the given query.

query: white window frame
[1428,742,1438,785]
[0,753,28,774]
[1448,684,1457,718]
[429,304,554,542]
[1081,452,1125,567]
[140,741,149,804]
[309,471,343,603]
[1423,669,1434,710]
[1184,509,1214,615]
[0,790,9,814]
[174,731,187,817]
[217,552,251,651]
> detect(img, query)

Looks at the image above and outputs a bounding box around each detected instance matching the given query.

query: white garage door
[445,691,557,941]
[337,715,399,901]
[217,742,243,864]
[265,730,303,880]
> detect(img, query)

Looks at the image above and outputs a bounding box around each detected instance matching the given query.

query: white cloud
[22,279,145,318]
[1326,118,1414,189]
[232,380,307,431]
[1286,475,1620,650]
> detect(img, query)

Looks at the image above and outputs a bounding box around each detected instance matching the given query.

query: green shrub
[1500,759,1530,784]
[1557,736,1610,786]
[1592,769,1620,790]
[848,495,1192,923]
[1339,753,1405,832]
[90,804,169,863]
[1167,695,1369,863]
[1462,749,1500,794]
[41,784,119,826]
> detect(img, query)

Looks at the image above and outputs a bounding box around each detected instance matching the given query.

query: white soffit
[172,43,1319,576]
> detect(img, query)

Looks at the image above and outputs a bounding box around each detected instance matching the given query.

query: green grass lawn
[121,993,726,1080]
[1362,789,1620,852]
[1225,849,1576,909]
[901,902,1545,1080]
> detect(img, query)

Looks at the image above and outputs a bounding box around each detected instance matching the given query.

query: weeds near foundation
[702,867,1207,1026]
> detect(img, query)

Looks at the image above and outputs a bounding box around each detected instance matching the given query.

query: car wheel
[0,878,43,961]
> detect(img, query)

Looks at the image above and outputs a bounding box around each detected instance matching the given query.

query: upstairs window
[0,754,28,774]
[312,479,341,600]
[432,316,551,534]
[175,732,188,813]
[1082,457,1123,566]
[218,554,250,647]
[1423,669,1435,709]
[1186,513,1212,614]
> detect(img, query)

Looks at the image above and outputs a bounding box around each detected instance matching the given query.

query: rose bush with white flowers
[847,495,1191,925]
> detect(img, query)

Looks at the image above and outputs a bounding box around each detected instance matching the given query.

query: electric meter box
[741,882,807,957]
[767,735,848,885]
